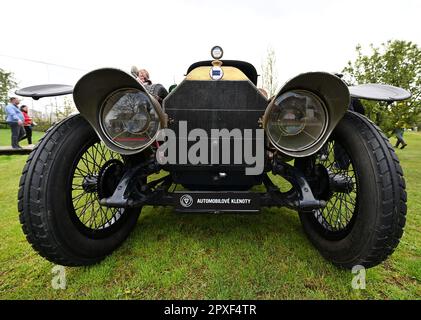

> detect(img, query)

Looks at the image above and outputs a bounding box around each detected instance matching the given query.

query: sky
[1,0,420,111]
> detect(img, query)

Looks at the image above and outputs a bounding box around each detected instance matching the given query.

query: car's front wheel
[296,111,407,269]
[19,115,141,266]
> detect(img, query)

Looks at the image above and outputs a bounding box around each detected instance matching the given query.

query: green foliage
[0,68,17,121]
[343,40,421,134]
[31,121,52,132]
[55,96,77,120]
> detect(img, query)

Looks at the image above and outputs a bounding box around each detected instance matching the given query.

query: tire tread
[18,115,99,266]
[342,112,406,268]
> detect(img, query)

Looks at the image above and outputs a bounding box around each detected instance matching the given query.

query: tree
[261,47,279,98]
[0,68,17,120]
[343,40,421,134]
[55,96,77,121]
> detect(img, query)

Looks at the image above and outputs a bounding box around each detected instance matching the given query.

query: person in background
[5,97,25,149]
[20,105,34,146]
[131,66,169,104]
[131,66,152,85]
[137,69,152,85]
[394,121,408,149]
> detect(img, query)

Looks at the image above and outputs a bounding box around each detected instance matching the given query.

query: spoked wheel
[310,140,359,239]
[71,143,126,235]
[296,112,407,269]
[19,115,141,266]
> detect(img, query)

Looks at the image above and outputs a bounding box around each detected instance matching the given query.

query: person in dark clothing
[20,105,33,145]
[130,66,168,104]
[394,123,407,149]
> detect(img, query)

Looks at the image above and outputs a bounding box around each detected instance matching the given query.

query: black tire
[18,114,140,266]
[298,111,406,269]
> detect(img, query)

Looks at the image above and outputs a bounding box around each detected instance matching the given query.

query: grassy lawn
[0,131,420,299]
[0,128,44,147]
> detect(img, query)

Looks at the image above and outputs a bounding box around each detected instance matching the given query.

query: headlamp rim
[99,87,161,151]
[266,89,329,153]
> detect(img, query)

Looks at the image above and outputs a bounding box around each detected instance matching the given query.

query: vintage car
[16,46,409,268]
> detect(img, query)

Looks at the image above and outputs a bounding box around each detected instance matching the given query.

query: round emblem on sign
[180,194,193,208]
[210,66,224,80]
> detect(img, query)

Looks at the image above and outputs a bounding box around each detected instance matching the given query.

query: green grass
[0,132,420,299]
[0,128,44,147]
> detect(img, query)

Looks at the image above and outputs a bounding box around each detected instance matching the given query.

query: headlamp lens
[266,90,327,152]
[101,89,160,150]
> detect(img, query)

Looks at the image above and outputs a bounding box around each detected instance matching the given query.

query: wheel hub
[82,175,98,193]
[311,164,355,200]
[97,159,125,199]
[328,171,355,194]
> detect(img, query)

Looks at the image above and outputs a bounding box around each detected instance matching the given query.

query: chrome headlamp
[266,90,328,152]
[73,68,166,155]
[100,89,161,151]
[263,72,350,157]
